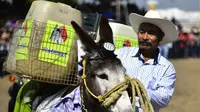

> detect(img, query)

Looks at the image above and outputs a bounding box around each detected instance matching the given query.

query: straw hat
[129,10,178,45]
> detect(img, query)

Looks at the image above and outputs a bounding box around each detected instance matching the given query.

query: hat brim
[129,13,178,45]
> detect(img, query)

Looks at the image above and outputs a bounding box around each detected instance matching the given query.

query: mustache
[139,41,152,46]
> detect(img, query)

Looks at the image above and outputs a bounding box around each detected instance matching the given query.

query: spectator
[0,27,11,77]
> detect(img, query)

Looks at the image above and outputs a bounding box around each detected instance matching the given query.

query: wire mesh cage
[115,35,138,49]
[96,21,138,49]
[4,20,80,86]
[109,22,138,49]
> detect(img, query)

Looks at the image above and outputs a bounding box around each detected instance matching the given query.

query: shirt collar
[133,48,160,65]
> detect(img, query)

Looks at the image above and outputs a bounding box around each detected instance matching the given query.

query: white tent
[156,8,200,32]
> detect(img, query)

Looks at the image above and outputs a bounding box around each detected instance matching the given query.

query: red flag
[23,21,28,35]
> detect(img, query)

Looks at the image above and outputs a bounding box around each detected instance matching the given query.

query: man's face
[137,23,163,50]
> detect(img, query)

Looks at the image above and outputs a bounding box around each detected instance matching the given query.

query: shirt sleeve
[146,64,176,109]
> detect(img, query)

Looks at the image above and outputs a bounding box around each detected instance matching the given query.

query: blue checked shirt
[115,47,176,112]
[35,87,82,112]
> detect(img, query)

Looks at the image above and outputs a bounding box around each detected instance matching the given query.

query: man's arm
[147,64,176,108]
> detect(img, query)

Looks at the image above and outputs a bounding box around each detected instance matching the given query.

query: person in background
[0,27,11,77]
[191,26,200,58]
[115,10,178,112]
[159,42,173,59]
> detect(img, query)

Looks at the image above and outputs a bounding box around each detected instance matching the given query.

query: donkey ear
[71,21,98,53]
[99,16,114,44]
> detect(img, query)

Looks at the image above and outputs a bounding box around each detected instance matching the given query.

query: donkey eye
[97,73,108,80]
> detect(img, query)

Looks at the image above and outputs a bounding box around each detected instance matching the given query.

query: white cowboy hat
[129,10,178,45]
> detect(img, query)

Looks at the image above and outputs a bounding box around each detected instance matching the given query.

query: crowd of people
[159,22,200,59]
[0,20,13,77]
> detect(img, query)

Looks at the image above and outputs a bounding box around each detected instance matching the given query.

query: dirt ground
[161,59,200,112]
[0,59,200,112]
[0,74,12,112]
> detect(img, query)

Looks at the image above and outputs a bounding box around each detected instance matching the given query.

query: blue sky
[135,0,200,11]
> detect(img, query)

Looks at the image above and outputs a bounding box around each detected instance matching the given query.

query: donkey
[71,16,134,112]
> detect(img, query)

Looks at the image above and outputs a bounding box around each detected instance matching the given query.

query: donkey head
[71,17,133,112]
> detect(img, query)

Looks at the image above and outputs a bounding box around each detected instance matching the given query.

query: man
[115,10,178,112]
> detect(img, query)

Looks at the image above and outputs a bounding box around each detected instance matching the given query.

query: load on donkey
[4,1,154,112]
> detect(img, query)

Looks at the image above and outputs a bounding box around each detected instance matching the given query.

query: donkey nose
[109,91,134,112]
